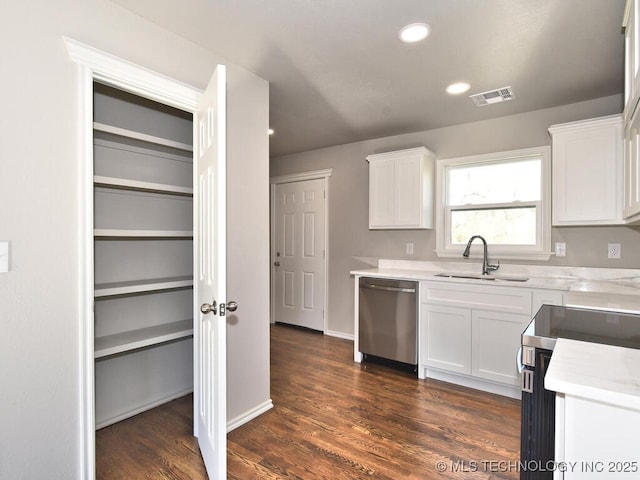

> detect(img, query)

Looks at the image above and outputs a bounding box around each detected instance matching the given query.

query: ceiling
[112,0,627,157]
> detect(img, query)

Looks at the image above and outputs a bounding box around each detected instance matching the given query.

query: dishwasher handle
[360,283,416,294]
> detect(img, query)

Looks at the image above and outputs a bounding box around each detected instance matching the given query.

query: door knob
[200,301,217,315]
[226,301,238,312]
[274,261,280,267]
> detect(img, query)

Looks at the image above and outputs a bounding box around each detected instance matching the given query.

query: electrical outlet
[555,242,566,257]
[406,243,414,255]
[608,243,621,259]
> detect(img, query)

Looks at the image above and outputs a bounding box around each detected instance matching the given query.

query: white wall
[0,1,269,477]
[270,95,633,337]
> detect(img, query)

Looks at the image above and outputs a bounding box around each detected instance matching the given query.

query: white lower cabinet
[419,281,565,397]
[554,394,640,480]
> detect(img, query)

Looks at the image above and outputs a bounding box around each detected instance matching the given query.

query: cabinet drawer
[531,290,565,316]
[421,281,531,315]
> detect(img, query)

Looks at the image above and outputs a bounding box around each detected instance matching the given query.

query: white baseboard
[95,387,193,430]
[423,368,520,400]
[226,399,274,432]
[325,329,354,341]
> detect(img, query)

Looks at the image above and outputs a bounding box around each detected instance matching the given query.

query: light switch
[0,242,8,272]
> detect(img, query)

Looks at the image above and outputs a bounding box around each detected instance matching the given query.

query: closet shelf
[94,175,193,196]
[94,319,193,359]
[94,229,193,238]
[93,122,193,153]
[94,275,193,297]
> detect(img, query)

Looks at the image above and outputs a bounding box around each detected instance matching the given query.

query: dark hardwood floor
[96,393,206,479]
[97,323,521,479]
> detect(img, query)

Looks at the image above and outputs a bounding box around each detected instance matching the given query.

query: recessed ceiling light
[446,82,471,95]
[398,23,431,43]
[268,128,274,135]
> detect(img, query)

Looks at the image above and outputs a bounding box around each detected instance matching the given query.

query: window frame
[435,146,552,261]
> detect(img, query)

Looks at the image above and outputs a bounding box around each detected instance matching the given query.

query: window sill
[434,249,553,262]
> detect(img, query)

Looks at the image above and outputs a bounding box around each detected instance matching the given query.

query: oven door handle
[516,346,525,374]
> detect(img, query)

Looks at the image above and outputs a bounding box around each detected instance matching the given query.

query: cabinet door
[550,116,623,226]
[420,304,471,375]
[394,156,422,227]
[624,0,640,119]
[368,158,395,227]
[624,114,640,220]
[472,310,529,386]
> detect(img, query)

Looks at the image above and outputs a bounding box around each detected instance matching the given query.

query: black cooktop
[523,304,640,351]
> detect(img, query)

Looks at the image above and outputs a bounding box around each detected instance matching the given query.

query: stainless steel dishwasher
[358,277,418,366]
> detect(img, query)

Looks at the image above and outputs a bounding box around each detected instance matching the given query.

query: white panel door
[194,64,227,479]
[273,179,326,331]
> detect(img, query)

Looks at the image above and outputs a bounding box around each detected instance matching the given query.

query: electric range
[522,304,640,352]
[519,304,640,480]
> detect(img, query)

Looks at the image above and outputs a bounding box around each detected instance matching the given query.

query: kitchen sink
[434,272,529,282]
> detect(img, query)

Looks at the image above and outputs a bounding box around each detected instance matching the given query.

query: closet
[92,83,195,428]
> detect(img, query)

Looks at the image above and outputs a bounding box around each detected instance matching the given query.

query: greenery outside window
[435,146,552,260]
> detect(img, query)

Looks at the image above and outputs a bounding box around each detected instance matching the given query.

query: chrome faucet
[462,235,499,275]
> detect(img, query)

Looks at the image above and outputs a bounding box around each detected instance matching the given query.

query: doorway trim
[64,37,203,480]
[270,169,332,333]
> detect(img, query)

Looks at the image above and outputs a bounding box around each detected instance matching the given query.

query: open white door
[194,64,227,479]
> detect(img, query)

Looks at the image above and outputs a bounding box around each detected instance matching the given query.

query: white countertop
[350,259,640,313]
[351,266,576,290]
[566,291,640,314]
[545,338,640,411]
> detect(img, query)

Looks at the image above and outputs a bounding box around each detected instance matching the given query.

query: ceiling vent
[469,86,515,107]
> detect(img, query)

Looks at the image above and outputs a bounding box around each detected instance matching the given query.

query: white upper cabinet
[367,146,435,229]
[549,115,624,226]
[623,1,640,222]
[624,0,640,122]
[623,114,640,220]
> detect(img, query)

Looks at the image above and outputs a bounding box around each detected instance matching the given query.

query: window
[435,146,551,260]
